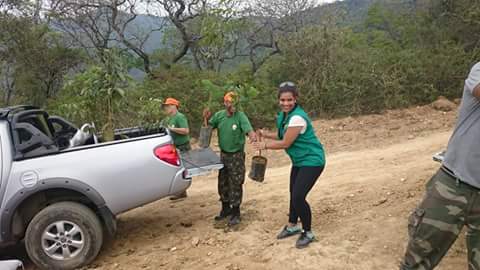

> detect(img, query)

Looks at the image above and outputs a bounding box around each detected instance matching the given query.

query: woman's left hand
[252,141,266,151]
[248,131,258,143]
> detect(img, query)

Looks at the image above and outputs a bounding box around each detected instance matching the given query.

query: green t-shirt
[209,110,253,153]
[166,111,190,146]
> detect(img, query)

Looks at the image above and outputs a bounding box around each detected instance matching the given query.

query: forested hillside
[0,0,478,135]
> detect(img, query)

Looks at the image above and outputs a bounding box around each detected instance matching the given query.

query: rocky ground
[3,99,467,270]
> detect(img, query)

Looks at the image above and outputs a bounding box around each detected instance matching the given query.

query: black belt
[441,165,457,179]
[441,165,480,190]
[221,150,243,154]
[177,142,190,147]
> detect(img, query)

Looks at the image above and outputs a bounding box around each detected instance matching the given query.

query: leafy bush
[50,50,131,141]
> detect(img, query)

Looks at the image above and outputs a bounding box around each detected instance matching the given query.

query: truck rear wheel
[25,202,103,270]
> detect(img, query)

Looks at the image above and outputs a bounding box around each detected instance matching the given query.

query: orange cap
[163,97,180,107]
[224,91,237,102]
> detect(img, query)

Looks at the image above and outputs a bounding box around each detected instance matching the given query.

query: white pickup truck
[0,106,222,270]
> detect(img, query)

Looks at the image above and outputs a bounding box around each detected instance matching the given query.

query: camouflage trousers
[218,151,246,208]
[401,168,480,270]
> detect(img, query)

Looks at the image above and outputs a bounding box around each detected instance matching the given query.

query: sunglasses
[279,81,296,88]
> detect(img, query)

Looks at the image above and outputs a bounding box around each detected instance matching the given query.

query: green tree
[0,16,84,106]
[59,49,131,141]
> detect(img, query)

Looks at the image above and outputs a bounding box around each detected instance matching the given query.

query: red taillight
[154,144,180,166]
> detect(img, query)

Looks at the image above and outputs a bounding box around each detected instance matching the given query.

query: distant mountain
[127,0,390,54]
[50,12,171,54]
[122,14,170,54]
[307,0,376,25]
[50,0,420,77]
[52,0,422,55]
[306,0,422,27]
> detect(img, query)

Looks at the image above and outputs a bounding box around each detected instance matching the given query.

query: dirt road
[4,104,469,270]
[88,131,466,270]
[87,106,465,270]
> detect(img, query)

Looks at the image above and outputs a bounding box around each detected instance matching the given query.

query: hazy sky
[135,0,341,16]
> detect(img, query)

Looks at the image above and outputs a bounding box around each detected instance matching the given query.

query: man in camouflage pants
[400,62,480,270]
[204,92,257,226]
[218,151,246,222]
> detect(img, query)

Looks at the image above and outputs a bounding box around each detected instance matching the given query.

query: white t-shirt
[288,115,307,134]
[466,62,480,93]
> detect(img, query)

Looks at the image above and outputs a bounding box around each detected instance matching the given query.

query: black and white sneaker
[295,231,316,249]
[277,225,302,239]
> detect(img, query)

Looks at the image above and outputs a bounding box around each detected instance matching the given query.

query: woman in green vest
[253,81,326,249]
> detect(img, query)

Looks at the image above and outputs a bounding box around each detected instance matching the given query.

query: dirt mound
[247,104,458,169]
[431,96,456,112]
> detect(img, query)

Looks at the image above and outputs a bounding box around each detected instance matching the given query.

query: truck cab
[0,105,222,270]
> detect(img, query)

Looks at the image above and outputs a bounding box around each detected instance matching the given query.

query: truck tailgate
[181,148,223,178]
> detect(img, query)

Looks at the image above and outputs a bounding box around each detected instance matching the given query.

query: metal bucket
[199,126,213,148]
[248,155,267,182]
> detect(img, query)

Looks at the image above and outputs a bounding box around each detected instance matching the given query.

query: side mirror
[15,122,56,154]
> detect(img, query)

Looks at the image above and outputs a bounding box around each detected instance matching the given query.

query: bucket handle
[258,134,263,157]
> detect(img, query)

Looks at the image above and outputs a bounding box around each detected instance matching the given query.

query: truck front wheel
[25,201,103,270]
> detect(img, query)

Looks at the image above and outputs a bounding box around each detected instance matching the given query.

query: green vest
[277,105,325,167]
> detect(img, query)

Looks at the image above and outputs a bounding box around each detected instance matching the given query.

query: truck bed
[181,148,223,178]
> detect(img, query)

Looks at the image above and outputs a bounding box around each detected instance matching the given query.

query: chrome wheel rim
[41,220,85,260]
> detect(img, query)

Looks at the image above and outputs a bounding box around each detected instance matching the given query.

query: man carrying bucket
[203,91,257,226]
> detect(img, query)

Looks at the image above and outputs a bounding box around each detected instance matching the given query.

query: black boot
[228,206,241,226]
[214,202,232,221]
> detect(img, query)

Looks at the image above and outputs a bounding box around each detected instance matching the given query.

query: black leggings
[289,166,324,231]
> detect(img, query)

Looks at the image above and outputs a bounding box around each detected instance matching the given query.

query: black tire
[25,201,103,270]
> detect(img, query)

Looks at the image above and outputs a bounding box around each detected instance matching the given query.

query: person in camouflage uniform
[203,91,257,226]
[217,151,246,216]
[163,97,191,200]
[400,62,480,270]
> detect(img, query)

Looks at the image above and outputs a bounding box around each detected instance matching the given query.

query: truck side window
[19,115,53,139]
[12,112,59,159]
[18,128,32,144]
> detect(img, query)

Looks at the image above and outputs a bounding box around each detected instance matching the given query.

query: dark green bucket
[199,126,213,148]
[249,155,268,182]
